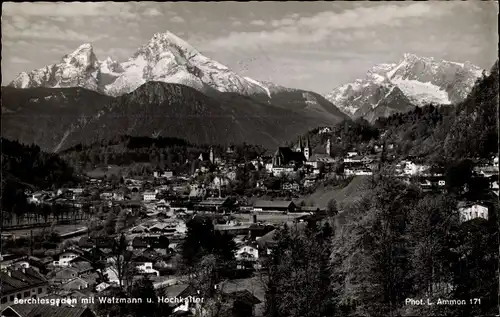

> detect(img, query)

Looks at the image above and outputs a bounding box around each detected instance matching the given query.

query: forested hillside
[60,135,265,175]
[264,176,499,317]
[1,138,77,211]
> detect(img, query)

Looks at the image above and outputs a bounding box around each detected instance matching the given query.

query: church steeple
[295,136,303,152]
[304,135,311,160]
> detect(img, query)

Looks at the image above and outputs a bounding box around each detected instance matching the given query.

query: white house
[307,154,335,169]
[226,171,237,181]
[236,245,259,261]
[154,170,174,179]
[104,267,120,285]
[402,161,429,176]
[212,176,229,188]
[272,166,295,176]
[459,204,488,222]
[318,127,332,134]
[143,191,157,201]
[96,282,111,293]
[53,251,80,267]
[265,163,274,173]
[136,262,160,276]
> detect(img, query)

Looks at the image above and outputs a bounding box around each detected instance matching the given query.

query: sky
[2,1,498,94]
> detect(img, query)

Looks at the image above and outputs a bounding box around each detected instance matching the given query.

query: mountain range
[4,31,488,151]
[325,53,486,122]
[4,31,350,152]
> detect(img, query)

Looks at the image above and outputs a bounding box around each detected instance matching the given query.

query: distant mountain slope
[71,82,336,149]
[326,53,486,122]
[3,81,336,152]
[249,84,348,124]
[1,86,112,152]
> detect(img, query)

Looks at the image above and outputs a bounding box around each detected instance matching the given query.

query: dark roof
[274,147,306,165]
[164,284,191,298]
[178,285,199,298]
[198,152,210,161]
[257,222,307,248]
[78,237,94,248]
[1,305,95,317]
[132,236,149,248]
[70,261,93,274]
[223,289,262,305]
[253,200,294,209]
[0,268,47,295]
[300,206,326,212]
[198,197,230,206]
[53,249,85,260]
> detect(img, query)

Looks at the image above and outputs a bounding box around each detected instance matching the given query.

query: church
[272,136,311,167]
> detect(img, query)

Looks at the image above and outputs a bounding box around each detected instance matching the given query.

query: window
[17,294,22,299]
[10,295,14,302]
[38,287,43,294]
[24,291,30,298]
[1,297,7,304]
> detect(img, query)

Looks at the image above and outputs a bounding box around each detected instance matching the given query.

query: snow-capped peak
[102,31,274,96]
[61,43,96,64]
[150,31,199,56]
[325,53,485,120]
[100,57,123,75]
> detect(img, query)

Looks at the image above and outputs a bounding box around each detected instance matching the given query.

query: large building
[253,200,296,213]
[1,305,95,317]
[458,203,489,222]
[0,268,49,307]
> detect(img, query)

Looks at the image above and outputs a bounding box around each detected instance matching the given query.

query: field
[85,165,124,179]
[301,175,373,208]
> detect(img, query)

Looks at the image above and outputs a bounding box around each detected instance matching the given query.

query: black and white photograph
[1,1,499,317]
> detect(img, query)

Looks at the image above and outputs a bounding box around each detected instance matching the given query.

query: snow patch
[384,86,395,99]
[386,60,407,79]
[244,77,271,98]
[392,78,451,106]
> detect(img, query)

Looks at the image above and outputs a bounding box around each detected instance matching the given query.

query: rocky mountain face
[326,53,486,122]
[9,44,102,91]
[9,31,287,99]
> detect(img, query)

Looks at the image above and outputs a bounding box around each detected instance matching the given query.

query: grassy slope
[302,176,373,208]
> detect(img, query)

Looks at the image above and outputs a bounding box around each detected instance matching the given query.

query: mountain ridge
[2,81,339,152]
[326,53,486,121]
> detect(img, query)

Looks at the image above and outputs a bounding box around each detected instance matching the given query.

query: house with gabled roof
[253,200,296,213]
[1,304,96,317]
[0,268,48,308]
[61,277,89,291]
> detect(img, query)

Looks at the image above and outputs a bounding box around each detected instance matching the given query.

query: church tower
[326,138,331,156]
[295,137,303,153]
[209,147,214,163]
[304,136,311,160]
